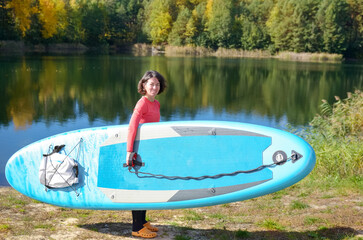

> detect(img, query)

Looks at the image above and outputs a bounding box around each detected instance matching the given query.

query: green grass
[298,192,310,198]
[0,224,11,232]
[209,213,226,220]
[34,223,55,230]
[1,195,27,208]
[271,189,289,199]
[291,200,309,210]
[304,217,323,225]
[74,209,93,218]
[214,222,226,229]
[321,194,334,199]
[297,91,363,184]
[258,219,285,231]
[182,210,204,221]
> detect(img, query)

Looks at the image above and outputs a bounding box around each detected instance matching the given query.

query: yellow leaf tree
[38,0,67,39]
[144,0,173,45]
[6,0,37,36]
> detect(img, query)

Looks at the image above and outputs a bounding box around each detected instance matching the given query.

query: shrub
[302,90,363,179]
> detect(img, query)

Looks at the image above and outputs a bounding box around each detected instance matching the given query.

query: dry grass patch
[276,51,343,62]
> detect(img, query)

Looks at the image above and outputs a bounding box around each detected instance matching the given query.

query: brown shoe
[143,222,159,232]
[132,227,157,238]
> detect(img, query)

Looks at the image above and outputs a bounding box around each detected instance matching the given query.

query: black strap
[128,152,302,180]
[43,144,65,157]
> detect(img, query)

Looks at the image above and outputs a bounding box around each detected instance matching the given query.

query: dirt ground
[0,186,362,240]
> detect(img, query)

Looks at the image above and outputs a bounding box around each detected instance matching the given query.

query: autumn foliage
[1,0,362,57]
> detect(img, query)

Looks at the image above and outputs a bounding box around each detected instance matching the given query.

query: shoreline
[0,41,345,63]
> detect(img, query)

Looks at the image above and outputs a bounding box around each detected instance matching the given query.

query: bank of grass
[299,90,362,186]
[163,45,342,62]
[165,45,272,58]
[276,51,343,62]
[164,45,215,56]
[0,41,345,62]
[214,48,272,58]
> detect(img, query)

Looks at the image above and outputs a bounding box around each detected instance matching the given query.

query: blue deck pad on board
[97,135,272,191]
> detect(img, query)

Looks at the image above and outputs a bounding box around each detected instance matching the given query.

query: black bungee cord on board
[124,151,303,180]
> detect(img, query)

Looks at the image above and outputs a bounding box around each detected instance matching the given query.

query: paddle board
[5,121,315,210]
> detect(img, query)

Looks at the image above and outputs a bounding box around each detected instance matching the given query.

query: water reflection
[0,55,362,129]
[1,55,362,186]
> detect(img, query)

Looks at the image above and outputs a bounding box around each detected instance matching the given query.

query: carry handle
[123,152,145,168]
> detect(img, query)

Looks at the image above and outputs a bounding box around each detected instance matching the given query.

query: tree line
[1,0,362,58]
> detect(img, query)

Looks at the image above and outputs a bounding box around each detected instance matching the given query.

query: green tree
[316,0,351,53]
[143,0,173,45]
[81,1,108,46]
[205,0,235,48]
[125,0,144,43]
[168,7,192,45]
[292,0,321,52]
[267,0,321,52]
[186,1,209,47]
[346,0,363,58]
[62,0,84,43]
[103,0,142,45]
[239,0,273,50]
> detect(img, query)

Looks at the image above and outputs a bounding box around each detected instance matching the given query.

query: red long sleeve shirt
[127,96,160,152]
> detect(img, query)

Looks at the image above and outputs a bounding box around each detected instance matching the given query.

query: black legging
[132,210,147,231]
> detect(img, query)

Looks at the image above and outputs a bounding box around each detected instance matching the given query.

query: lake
[0,54,362,186]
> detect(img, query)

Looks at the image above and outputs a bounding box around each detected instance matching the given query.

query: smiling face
[143,77,160,101]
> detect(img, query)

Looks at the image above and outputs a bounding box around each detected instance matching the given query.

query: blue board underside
[98,135,272,192]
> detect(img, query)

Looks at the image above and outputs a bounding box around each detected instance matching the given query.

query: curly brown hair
[138,70,167,95]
